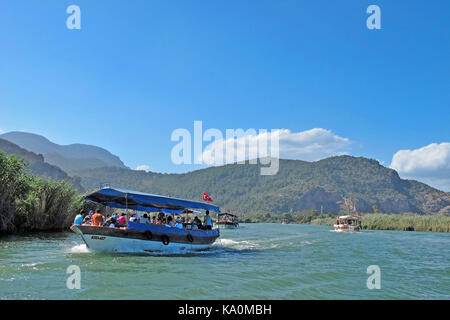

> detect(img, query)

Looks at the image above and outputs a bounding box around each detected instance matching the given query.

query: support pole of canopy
[126,192,129,224]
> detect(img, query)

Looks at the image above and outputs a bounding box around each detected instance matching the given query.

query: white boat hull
[333,224,361,232]
[71,224,219,254]
[78,232,215,253]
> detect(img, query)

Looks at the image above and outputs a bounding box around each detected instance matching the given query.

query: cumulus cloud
[0,128,4,134]
[390,142,450,191]
[136,164,150,172]
[200,128,351,165]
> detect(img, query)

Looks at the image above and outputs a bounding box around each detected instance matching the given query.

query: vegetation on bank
[240,210,450,233]
[0,151,86,234]
[310,213,450,233]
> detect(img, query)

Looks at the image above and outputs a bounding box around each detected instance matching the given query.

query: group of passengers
[73,209,213,230]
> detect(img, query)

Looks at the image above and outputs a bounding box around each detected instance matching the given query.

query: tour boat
[333,215,362,232]
[216,212,239,229]
[70,187,221,253]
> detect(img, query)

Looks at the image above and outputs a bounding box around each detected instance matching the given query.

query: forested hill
[0,138,84,193]
[75,156,450,215]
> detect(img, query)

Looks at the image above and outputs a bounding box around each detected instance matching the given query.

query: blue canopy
[85,187,220,213]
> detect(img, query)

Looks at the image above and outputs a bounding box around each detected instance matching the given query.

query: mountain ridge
[74,156,450,215]
[0,138,85,192]
[0,131,127,174]
[2,131,449,216]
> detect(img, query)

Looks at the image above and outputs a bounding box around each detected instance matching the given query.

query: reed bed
[310,213,450,233]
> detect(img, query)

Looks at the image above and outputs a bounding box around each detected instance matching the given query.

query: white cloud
[136,164,150,172]
[0,128,4,134]
[390,142,450,191]
[200,128,351,165]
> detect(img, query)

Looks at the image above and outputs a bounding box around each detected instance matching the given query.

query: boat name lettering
[91,236,106,240]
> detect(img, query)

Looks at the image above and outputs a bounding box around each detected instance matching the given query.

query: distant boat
[70,187,221,253]
[333,214,362,232]
[216,212,239,229]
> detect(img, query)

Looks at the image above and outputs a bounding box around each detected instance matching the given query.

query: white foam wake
[67,244,91,253]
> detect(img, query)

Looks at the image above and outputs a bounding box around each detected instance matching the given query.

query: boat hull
[333,224,361,232]
[71,223,220,253]
[217,223,239,229]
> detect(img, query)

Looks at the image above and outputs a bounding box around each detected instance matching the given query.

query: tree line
[0,151,89,234]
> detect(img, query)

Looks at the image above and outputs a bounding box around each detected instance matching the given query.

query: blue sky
[0,1,449,189]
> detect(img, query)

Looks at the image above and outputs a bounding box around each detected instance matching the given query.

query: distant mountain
[75,156,450,215]
[0,132,127,174]
[0,138,84,192]
[3,131,448,216]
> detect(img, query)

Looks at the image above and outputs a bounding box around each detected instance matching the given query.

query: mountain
[0,138,84,192]
[75,156,450,215]
[0,132,127,174]
[3,131,448,216]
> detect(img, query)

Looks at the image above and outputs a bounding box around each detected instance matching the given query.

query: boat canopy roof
[85,187,220,214]
[218,212,238,218]
[338,215,360,220]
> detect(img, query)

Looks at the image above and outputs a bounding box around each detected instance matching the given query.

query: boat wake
[216,238,259,250]
[67,244,91,254]
[65,238,259,256]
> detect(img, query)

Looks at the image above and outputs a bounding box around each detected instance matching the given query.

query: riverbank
[240,211,450,233]
[310,213,450,233]
[0,151,86,235]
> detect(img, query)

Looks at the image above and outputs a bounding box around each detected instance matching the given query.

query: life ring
[186,234,194,243]
[161,235,170,245]
[144,230,153,240]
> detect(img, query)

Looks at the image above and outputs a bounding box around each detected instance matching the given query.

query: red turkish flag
[203,192,213,202]
[227,209,231,213]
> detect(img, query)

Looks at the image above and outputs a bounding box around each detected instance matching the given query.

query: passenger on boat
[117,213,127,227]
[157,212,165,224]
[103,214,111,226]
[82,215,91,225]
[140,213,150,224]
[176,217,183,229]
[73,210,86,226]
[152,216,157,224]
[129,213,139,223]
[91,209,105,227]
[167,215,176,227]
[204,210,212,230]
[108,217,117,228]
[193,216,202,229]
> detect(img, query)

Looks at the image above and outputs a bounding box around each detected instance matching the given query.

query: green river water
[0,223,449,299]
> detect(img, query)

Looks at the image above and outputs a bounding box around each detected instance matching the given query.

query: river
[0,223,449,299]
